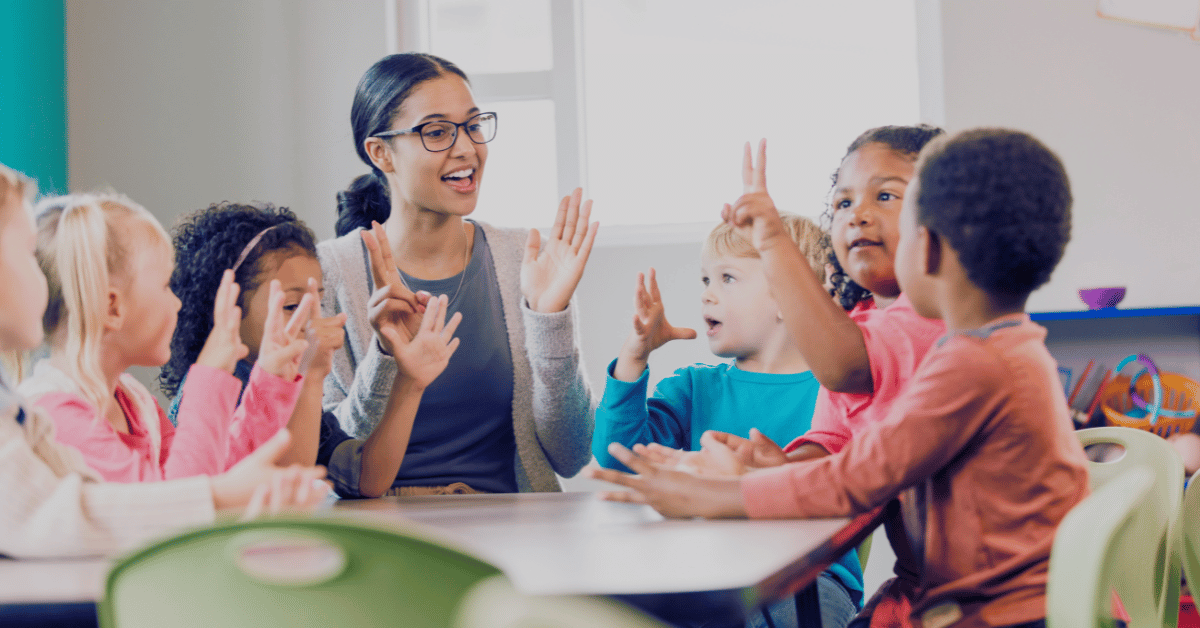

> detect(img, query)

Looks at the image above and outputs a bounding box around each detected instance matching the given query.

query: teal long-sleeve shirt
[592,358,863,606]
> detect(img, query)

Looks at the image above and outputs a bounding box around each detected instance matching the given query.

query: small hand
[363,221,430,354]
[388,293,463,389]
[196,269,250,373]
[257,280,314,380]
[212,429,330,513]
[625,268,697,361]
[586,443,748,519]
[706,428,788,469]
[300,277,347,377]
[720,139,789,252]
[521,188,600,313]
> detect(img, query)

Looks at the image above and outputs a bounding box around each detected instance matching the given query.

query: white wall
[66,0,388,241]
[922,0,1200,313]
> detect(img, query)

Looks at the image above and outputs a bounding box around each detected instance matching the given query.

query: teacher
[319,53,597,496]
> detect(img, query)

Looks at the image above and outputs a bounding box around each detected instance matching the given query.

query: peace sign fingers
[742,139,768,194]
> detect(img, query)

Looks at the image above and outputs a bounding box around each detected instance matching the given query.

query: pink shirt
[788,293,946,455]
[30,364,302,483]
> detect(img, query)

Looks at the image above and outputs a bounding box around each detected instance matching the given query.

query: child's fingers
[284,293,315,338]
[673,326,698,340]
[754,138,768,191]
[571,199,593,250]
[264,280,285,335]
[268,469,286,514]
[586,466,644,491]
[240,482,269,521]
[598,489,649,505]
[606,442,655,476]
[648,267,662,302]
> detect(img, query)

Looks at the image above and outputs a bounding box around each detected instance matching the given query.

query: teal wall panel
[0,0,67,194]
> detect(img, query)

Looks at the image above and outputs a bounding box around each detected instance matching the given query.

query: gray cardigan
[318,223,594,492]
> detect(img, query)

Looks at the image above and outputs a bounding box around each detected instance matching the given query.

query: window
[393,0,919,239]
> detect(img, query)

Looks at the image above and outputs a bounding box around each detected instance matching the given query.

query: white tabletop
[0,491,877,606]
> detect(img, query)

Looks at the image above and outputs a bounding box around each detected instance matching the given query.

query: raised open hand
[257,280,314,380]
[521,188,599,313]
[196,269,250,374]
[626,268,696,359]
[362,221,430,355]
[720,139,789,251]
[388,293,463,390]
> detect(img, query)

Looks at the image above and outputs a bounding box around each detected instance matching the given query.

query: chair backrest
[1076,427,1184,628]
[99,517,503,628]
[1047,466,1155,628]
[454,574,670,628]
[1180,469,1200,609]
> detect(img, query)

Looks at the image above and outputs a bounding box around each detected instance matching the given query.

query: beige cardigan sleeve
[0,403,215,558]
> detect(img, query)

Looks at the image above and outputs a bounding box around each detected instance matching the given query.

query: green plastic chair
[1180,469,1200,607]
[1047,466,1155,628]
[454,574,670,628]
[1076,426,1185,628]
[99,517,504,628]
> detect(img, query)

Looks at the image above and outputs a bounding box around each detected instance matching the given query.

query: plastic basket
[1101,372,1200,437]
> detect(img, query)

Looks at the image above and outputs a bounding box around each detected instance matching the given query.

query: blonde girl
[18,192,313,483]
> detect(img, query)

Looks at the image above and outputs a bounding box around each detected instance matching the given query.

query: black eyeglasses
[373,111,498,152]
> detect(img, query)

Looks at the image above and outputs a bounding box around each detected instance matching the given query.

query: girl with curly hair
[16,192,312,483]
[165,202,462,497]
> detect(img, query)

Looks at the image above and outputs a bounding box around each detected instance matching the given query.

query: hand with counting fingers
[298,277,347,378]
[391,293,463,390]
[703,428,789,469]
[521,187,600,314]
[613,268,697,382]
[720,139,791,253]
[362,220,431,355]
[196,269,250,374]
[210,429,330,514]
[586,442,748,519]
[256,280,315,380]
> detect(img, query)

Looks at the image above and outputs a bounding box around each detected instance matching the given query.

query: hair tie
[230,224,281,275]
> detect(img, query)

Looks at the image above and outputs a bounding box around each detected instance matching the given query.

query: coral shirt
[743,315,1091,628]
[789,293,946,455]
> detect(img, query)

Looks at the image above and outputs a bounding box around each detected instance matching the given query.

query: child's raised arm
[613,268,696,382]
[722,140,873,394]
[357,293,462,498]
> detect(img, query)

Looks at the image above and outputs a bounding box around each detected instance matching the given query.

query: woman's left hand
[521,188,599,313]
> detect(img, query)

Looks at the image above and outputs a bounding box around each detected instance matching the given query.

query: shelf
[1030,306,1200,322]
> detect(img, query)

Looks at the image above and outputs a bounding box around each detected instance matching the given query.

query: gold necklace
[397,221,471,305]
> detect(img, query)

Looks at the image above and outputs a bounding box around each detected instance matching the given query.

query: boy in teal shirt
[593,215,861,628]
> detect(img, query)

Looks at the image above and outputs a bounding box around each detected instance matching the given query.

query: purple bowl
[1079,287,1126,310]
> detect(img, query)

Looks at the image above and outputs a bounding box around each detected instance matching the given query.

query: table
[0,492,882,626]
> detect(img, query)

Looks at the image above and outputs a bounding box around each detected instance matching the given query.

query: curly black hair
[818,124,945,310]
[159,202,318,397]
[915,128,1071,300]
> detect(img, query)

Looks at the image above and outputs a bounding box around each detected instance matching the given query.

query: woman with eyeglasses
[319,53,598,497]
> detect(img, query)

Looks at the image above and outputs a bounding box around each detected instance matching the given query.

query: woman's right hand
[390,293,463,390]
[196,270,250,374]
[362,221,429,356]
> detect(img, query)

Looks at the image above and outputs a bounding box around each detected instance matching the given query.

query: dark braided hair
[818,124,945,310]
[336,53,469,237]
[159,202,317,397]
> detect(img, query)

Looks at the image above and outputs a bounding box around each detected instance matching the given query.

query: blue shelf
[1030,306,1200,322]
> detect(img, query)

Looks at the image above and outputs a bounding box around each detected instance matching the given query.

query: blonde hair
[0,164,36,382]
[34,192,171,413]
[703,213,828,283]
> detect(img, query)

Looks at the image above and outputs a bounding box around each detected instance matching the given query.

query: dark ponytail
[820,123,946,310]
[336,53,469,237]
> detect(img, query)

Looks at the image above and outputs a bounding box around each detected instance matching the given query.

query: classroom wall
[923,0,1200,313]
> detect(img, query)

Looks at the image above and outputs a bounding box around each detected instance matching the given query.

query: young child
[593,214,863,628]
[164,203,462,497]
[592,128,1090,628]
[0,163,328,558]
[17,193,310,483]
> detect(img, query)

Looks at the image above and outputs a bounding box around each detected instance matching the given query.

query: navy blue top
[384,223,517,493]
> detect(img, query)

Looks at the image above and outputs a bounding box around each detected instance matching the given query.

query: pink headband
[230,224,281,274]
